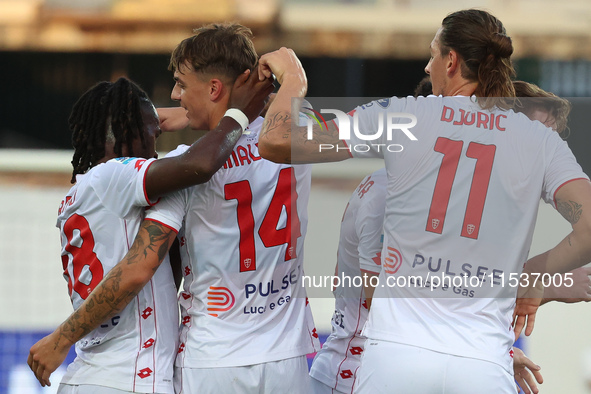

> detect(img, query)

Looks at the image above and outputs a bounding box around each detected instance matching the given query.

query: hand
[156,107,189,132]
[27,330,74,387]
[543,266,591,303]
[513,347,543,394]
[513,270,544,341]
[228,68,275,123]
[258,47,307,89]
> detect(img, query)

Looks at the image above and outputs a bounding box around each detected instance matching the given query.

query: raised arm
[146,68,274,199]
[156,107,190,132]
[27,220,176,387]
[257,47,350,164]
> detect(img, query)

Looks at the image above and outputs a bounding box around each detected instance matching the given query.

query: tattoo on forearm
[262,110,342,153]
[262,112,292,139]
[58,221,174,344]
[557,199,583,224]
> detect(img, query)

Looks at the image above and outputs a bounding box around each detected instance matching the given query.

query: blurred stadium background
[2,0,591,392]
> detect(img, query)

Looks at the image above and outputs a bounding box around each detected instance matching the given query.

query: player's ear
[209,78,225,102]
[446,49,460,76]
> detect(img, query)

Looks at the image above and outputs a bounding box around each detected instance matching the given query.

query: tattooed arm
[27,220,176,387]
[514,179,591,338]
[543,179,591,274]
[257,47,351,164]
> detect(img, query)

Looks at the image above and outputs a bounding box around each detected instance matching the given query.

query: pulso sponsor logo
[242,266,300,315]
[206,286,235,317]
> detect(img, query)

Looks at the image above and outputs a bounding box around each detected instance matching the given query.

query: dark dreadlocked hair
[68,77,150,183]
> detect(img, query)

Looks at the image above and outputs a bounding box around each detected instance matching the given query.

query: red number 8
[61,214,105,300]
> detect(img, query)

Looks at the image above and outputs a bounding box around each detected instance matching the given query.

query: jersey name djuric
[57,157,178,393]
[340,96,588,372]
[146,117,320,368]
[310,168,387,393]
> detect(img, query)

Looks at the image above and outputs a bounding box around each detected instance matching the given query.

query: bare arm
[146,69,274,199]
[257,47,351,164]
[514,179,591,338]
[156,107,190,132]
[542,179,591,274]
[540,266,591,304]
[27,220,177,387]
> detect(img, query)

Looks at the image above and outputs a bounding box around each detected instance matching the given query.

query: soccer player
[257,9,591,393]
[309,168,547,394]
[309,82,581,394]
[29,23,318,394]
[27,71,273,391]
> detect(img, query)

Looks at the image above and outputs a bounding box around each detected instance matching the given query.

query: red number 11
[426,137,496,239]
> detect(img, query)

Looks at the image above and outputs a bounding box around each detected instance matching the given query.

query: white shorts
[354,340,515,394]
[310,376,346,394]
[174,356,310,394]
[58,384,136,394]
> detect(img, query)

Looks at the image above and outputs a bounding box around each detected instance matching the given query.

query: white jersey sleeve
[56,157,177,393]
[541,131,590,206]
[89,157,159,218]
[335,97,415,159]
[355,172,387,274]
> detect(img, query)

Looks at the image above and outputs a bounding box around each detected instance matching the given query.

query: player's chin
[188,118,205,131]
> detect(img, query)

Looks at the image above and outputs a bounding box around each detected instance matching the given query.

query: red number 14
[225,168,302,272]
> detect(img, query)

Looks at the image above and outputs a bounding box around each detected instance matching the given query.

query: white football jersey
[146,117,320,368]
[309,168,387,393]
[340,96,589,372]
[57,158,178,393]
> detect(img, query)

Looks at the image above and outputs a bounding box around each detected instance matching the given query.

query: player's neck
[208,98,232,131]
[444,79,477,97]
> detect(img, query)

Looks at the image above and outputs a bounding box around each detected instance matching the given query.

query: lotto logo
[312,328,319,339]
[340,370,353,380]
[178,343,185,353]
[141,307,153,319]
[207,286,235,317]
[143,339,155,348]
[137,368,152,379]
[384,247,402,274]
[350,346,363,355]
